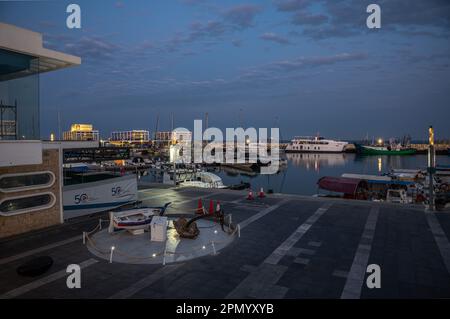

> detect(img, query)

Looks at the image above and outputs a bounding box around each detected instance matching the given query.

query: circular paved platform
[87,219,235,264]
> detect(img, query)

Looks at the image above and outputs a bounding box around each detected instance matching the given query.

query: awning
[317,176,368,195]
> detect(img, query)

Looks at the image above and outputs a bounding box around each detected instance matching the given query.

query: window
[0,171,55,193]
[0,192,56,216]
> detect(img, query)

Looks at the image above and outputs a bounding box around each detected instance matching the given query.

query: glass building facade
[0,48,40,140]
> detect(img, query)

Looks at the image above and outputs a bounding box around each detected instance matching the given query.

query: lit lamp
[377,138,383,145]
[429,126,434,146]
[169,143,179,163]
[50,133,55,142]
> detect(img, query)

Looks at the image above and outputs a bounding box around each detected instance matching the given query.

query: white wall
[0,140,43,167]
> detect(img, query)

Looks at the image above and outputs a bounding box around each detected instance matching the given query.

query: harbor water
[215,154,450,196]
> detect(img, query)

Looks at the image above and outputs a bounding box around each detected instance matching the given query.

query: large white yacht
[285,136,348,153]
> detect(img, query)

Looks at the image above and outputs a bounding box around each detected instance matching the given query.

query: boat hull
[356,144,416,155]
[63,174,138,219]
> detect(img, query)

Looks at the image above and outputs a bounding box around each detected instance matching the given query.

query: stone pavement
[1,187,450,299]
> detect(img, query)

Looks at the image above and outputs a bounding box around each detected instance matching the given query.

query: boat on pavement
[109,202,171,232]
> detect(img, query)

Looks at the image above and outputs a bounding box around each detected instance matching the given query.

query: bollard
[108,212,114,234]
[109,246,115,263]
[99,218,102,230]
[82,232,86,245]
[228,214,232,226]
[162,243,167,266]
[211,242,216,255]
[237,224,241,238]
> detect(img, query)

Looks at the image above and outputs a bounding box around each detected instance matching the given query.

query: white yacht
[178,171,227,189]
[285,136,348,153]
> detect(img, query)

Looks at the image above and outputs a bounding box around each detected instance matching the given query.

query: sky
[1,0,449,141]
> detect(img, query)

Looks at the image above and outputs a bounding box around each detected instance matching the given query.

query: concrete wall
[0,141,43,167]
[0,149,61,239]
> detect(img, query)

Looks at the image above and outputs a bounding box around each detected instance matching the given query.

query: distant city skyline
[1,0,449,140]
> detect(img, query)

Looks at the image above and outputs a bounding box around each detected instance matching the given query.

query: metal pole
[1,100,3,138]
[428,126,435,211]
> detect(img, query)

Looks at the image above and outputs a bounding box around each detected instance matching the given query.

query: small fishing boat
[109,202,171,232]
[355,137,416,155]
[356,145,416,155]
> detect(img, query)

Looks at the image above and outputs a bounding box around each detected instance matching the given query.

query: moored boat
[109,202,171,231]
[355,136,416,155]
[286,136,348,153]
[63,173,138,219]
[355,144,416,155]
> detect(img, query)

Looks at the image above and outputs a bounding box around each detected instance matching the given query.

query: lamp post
[428,126,435,211]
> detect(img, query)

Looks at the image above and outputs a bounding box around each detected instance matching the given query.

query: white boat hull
[63,174,138,219]
[286,138,348,153]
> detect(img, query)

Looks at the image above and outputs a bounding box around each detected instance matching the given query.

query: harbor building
[155,129,192,148]
[63,123,99,141]
[110,130,150,146]
[0,23,81,238]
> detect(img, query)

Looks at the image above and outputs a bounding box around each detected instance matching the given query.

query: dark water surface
[215,154,450,196]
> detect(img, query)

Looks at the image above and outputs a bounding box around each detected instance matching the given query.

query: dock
[1,186,450,298]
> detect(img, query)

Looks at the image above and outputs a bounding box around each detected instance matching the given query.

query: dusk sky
[1,0,449,140]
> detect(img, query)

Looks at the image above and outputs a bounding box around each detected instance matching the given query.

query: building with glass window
[155,129,192,148]
[110,130,150,146]
[63,123,100,141]
[0,23,81,238]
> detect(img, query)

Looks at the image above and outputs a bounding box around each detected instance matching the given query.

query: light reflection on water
[216,153,450,196]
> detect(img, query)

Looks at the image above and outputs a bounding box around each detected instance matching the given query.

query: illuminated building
[110,130,150,146]
[63,124,99,141]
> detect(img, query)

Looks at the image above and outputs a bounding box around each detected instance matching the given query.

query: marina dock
[1,186,450,299]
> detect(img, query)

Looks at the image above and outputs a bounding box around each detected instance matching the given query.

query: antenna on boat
[170,113,174,131]
[205,112,209,130]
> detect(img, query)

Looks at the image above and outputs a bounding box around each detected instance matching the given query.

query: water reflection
[217,154,450,195]
[286,153,347,172]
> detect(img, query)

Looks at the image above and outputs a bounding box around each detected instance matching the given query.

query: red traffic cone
[258,187,266,198]
[209,199,214,215]
[196,198,203,214]
[247,189,254,200]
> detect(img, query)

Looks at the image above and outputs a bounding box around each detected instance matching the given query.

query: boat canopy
[199,172,223,183]
[317,176,368,195]
[341,173,413,186]
[342,173,391,182]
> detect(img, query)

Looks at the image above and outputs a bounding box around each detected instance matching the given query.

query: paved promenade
[1,187,450,299]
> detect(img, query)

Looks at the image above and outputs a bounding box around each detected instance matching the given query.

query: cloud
[114,1,124,8]
[271,52,368,70]
[223,4,262,29]
[39,20,57,29]
[291,12,328,25]
[260,32,291,45]
[180,0,206,5]
[278,0,450,39]
[188,20,227,40]
[231,39,243,47]
[64,36,120,60]
[302,25,359,40]
[273,0,311,12]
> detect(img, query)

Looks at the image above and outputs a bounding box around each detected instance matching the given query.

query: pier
[1,186,450,298]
